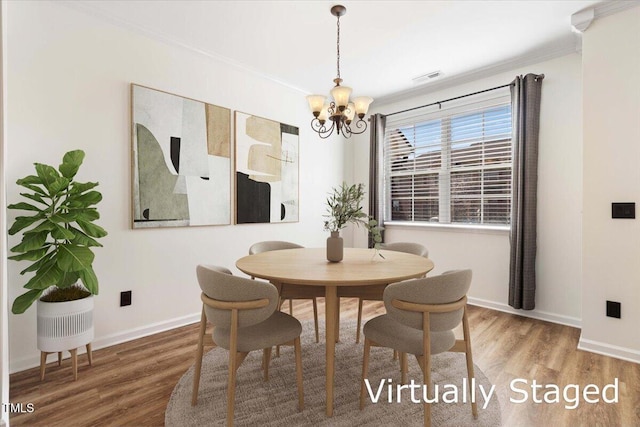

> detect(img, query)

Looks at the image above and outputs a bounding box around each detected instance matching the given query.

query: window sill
[383,221,510,235]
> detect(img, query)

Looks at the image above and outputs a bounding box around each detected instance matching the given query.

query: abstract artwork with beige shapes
[235,112,299,224]
[132,84,231,228]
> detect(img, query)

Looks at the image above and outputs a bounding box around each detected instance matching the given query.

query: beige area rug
[166,319,501,426]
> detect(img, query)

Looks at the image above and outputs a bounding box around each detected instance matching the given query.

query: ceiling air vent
[412,71,442,84]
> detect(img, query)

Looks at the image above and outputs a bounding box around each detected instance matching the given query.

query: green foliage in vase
[323,182,384,251]
[7,150,108,314]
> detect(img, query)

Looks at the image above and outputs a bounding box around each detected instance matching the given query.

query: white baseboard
[577,336,640,364]
[467,296,582,328]
[9,312,201,374]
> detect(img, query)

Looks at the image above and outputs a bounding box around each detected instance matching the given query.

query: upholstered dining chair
[192,265,304,426]
[355,242,429,344]
[359,269,477,427]
[249,241,321,343]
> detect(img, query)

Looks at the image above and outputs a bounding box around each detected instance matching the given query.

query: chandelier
[306,5,373,139]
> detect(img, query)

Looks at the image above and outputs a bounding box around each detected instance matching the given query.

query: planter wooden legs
[40,343,93,381]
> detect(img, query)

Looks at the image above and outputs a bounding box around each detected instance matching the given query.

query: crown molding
[57,1,310,95]
[593,0,640,19]
[375,37,578,107]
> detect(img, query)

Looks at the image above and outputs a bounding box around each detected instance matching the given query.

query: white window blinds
[383,90,512,226]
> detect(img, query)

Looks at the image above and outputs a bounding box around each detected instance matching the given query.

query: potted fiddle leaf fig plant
[324,182,383,262]
[8,149,107,371]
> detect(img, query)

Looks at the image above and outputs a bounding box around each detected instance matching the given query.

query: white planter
[37,296,94,352]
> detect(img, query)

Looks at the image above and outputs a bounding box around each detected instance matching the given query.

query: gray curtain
[368,113,386,247]
[509,73,544,310]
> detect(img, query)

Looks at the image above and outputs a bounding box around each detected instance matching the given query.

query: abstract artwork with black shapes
[131,84,232,228]
[234,112,299,224]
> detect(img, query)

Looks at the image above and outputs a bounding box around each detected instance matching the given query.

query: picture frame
[234,112,299,224]
[131,84,231,228]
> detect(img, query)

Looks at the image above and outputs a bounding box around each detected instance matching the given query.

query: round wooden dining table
[236,247,434,417]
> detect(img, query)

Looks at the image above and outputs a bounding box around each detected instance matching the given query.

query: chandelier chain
[336,16,341,80]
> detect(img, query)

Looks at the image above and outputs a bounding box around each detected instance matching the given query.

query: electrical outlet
[120,291,132,307]
[606,300,621,319]
[611,202,635,219]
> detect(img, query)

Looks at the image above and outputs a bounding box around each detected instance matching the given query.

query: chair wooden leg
[227,309,239,427]
[294,337,304,411]
[359,338,371,410]
[312,298,319,343]
[86,343,93,366]
[57,352,62,366]
[356,298,363,343]
[289,298,293,315]
[263,347,272,381]
[40,352,48,381]
[423,313,432,427]
[191,307,207,406]
[400,352,408,385]
[71,349,78,381]
[462,306,478,419]
[276,298,285,358]
[393,350,398,360]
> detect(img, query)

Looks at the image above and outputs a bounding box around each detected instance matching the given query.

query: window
[383,93,512,226]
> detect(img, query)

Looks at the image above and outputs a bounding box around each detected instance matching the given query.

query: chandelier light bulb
[353,96,374,118]
[306,95,326,116]
[330,85,352,111]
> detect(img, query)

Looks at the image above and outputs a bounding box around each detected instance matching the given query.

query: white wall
[349,53,584,327]
[5,1,345,372]
[580,7,640,362]
[1,0,10,422]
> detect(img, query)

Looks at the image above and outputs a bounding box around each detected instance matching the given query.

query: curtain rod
[385,82,513,118]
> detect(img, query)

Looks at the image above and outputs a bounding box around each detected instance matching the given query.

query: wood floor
[9,298,640,426]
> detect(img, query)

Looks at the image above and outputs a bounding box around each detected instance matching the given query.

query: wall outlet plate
[606,300,621,318]
[611,202,635,219]
[120,291,132,307]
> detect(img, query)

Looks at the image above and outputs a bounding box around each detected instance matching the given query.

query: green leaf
[49,213,77,223]
[8,248,48,261]
[8,215,45,235]
[68,226,103,247]
[77,220,108,238]
[48,176,70,195]
[16,175,43,186]
[35,163,61,192]
[59,150,85,179]
[12,289,45,314]
[17,182,48,196]
[69,181,99,194]
[58,271,80,288]
[24,260,63,290]
[51,223,75,240]
[10,231,48,253]
[19,252,54,275]
[70,208,100,222]
[57,244,95,272]
[20,192,47,205]
[78,266,98,294]
[7,202,43,212]
[68,190,102,207]
[23,220,55,234]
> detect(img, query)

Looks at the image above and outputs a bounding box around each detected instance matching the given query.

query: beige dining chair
[249,241,321,343]
[355,242,429,344]
[359,269,477,427]
[192,265,304,426]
